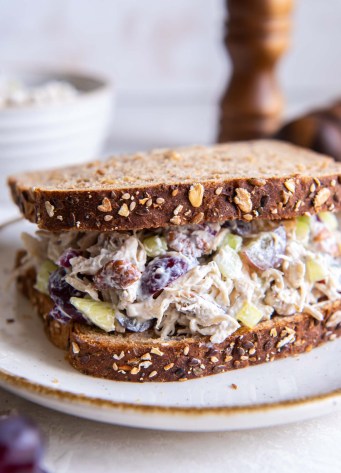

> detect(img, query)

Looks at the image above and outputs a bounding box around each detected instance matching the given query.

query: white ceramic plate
[0,220,340,431]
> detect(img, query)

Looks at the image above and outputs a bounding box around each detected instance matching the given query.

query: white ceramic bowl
[0,69,113,207]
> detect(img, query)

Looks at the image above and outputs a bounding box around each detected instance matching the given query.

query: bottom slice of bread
[18,265,341,382]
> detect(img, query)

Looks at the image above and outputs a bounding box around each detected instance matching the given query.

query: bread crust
[18,264,341,383]
[8,140,341,232]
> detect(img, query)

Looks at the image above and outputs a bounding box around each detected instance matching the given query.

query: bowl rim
[0,67,113,114]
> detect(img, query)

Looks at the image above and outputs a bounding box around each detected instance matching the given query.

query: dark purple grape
[48,305,87,324]
[48,268,81,304]
[242,226,287,271]
[0,415,43,473]
[197,223,220,236]
[48,268,86,323]
[49,306,69,323]
[223,220,253,236]
[116,312,153,332]
[57,248,81,268]
[141,255,189,296]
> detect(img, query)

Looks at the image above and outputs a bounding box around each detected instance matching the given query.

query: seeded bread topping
[19,211,341,344]
[9,140,341,232]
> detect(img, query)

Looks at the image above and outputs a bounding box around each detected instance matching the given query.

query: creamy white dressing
[21,214,341,343]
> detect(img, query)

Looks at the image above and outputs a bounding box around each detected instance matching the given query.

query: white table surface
[1,97,341,473]
[0,387,340,473]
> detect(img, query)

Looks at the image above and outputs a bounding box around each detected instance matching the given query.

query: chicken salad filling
[20,212,341,343]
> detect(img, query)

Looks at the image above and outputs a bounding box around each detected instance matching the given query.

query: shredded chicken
[20,213,341,342]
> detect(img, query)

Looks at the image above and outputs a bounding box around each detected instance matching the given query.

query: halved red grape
[166,225,217,257]
[223,220,253,236]
[116,312,153,332]
[94,259,141,290]
[198,223,220,236]
[0,415,44,473]
[57,248,81,268]
[140,255,189,296]
[48,268,86,323]
[242,226,286,271]
[48,305,71,324]
[48,305,86,324]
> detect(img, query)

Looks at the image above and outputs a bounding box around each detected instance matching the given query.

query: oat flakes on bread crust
[18,263,341,383]
[8,140,341,232]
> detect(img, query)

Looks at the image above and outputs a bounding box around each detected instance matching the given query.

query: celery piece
[306,257,327,283]
[221,233,243,252]
[70,297,116,332]
[318,212,338,231]
[295,220,310,241]
[143,235,167,257]
[236,301,263,328]
[297,215,311,226]
[213,245,242,279]
[294,215,311,240]
[35,260,58,295]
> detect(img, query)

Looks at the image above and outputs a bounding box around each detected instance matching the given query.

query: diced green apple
[213,245,242,279]
[236,301,263,328]
[221,233,243,252]
[306,257,327,283]
[143,235,167,257]
[35,260,58,294]
[297,215,311,226]
[70,297,116,332]
[318,212,338,231]
[295,216,310,240]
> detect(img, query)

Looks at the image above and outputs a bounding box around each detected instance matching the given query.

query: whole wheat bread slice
[18,263,341,383]
[8,140,341,232]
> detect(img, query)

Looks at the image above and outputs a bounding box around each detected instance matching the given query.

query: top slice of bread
[8,140,341,232]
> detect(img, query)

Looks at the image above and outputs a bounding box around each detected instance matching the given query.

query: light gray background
[2,0,341,148]
[1,1,341,472]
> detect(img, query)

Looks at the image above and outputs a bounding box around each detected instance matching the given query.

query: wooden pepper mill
[218,0,293,142]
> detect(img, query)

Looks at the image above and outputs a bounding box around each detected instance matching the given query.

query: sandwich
[8,139,341,382]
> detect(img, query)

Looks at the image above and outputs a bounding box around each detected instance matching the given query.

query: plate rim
[1,218,341,420]
[0,367,340,416]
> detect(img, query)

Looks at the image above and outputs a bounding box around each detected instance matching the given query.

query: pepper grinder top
[218,0,293,142]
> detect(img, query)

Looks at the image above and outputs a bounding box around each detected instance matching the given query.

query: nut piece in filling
[94,260,141,290]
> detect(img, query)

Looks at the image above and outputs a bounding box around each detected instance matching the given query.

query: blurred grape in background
[0,414,47,473]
